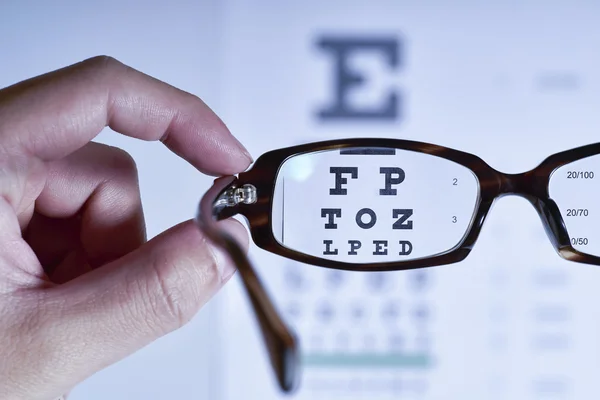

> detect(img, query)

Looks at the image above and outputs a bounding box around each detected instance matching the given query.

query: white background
[3,1,600,399]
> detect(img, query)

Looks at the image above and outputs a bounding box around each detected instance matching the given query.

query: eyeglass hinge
[220,184,257,207]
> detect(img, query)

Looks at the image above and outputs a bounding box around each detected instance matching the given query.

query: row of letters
[322,208,413,229]
[330,167,406,195]
[323,239,413,256]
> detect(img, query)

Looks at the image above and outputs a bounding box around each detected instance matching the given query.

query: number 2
[453,178,458,186]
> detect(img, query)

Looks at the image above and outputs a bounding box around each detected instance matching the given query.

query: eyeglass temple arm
[196,176,300,393]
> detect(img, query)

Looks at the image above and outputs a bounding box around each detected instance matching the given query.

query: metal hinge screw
[220,184,257,207]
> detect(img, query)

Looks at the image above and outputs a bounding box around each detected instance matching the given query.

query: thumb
[40,219,247,396]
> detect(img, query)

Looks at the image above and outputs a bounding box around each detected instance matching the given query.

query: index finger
[0,56,252,175]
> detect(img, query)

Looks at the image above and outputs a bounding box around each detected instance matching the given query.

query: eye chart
[213,2,600,399]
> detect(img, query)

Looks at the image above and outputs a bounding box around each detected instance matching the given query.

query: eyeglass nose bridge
[493,170,571,253]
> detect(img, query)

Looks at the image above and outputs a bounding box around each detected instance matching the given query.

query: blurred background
[2,0,600,399]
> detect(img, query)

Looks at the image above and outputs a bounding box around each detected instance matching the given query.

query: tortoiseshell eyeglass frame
[195,137,600,393]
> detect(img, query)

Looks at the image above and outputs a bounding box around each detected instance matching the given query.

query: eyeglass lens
[271,147,480,263]
[549,155,600,256]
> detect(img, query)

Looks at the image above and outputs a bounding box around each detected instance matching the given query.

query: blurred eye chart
[214,1,600,399]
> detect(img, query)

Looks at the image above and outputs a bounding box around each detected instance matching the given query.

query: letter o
[356,208,377,229]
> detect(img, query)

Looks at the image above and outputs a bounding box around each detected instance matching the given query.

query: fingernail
[211,219,250,281]
[243,149,254,163]
[231,135,254,163]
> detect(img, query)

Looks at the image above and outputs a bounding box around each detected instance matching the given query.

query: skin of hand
[0,56,252,400]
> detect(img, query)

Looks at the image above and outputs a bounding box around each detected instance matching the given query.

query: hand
[0,56,252,400]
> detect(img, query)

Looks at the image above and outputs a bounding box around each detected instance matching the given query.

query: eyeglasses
[195,137,600,392]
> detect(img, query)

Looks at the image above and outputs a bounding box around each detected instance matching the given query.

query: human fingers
[0,54,252,275]
[24,142,146,282]
[5,218,248,400]
[0,55,252,178]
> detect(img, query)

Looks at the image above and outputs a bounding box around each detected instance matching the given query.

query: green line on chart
[302,353,433,368]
